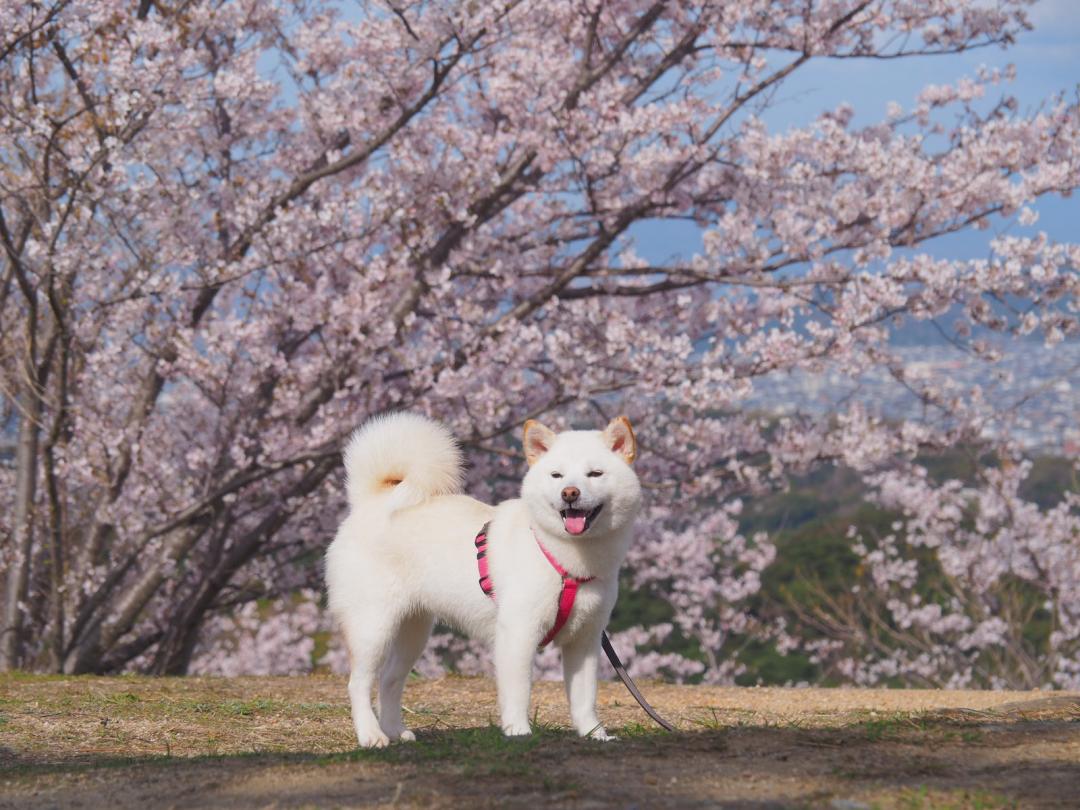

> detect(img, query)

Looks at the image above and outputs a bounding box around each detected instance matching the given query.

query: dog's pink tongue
[564,513,587,535]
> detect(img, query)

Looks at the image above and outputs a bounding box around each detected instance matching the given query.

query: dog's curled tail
[343,412,463,514]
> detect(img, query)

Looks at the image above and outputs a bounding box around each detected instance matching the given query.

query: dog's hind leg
[377,611,433,742]
[341,611,397,748]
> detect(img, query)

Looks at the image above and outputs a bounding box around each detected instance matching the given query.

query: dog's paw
[356,730,391,748]
[382,725,415,743]
[582,726,617,742]
[502,722,532,737]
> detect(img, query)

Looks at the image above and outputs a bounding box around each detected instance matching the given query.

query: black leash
[601,630,675,731]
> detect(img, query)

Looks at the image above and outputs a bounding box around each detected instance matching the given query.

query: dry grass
[1,674,1078,809]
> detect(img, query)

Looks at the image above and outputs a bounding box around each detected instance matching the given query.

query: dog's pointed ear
[603,416,637,464]
[523,420,556,466]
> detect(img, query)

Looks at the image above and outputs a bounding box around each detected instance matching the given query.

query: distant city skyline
[745,341,1080,453]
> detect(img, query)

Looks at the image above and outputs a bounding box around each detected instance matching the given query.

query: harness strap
[474,524,495,599]
[472,521,675,732]
[475,522,595,648]
[534,535,595,648]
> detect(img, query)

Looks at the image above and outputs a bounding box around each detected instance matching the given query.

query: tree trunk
[149,457,338,674]
[1,402,40,671]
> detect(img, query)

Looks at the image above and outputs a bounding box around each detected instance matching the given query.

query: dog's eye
[587,470,603,478]
[550,472,563,479]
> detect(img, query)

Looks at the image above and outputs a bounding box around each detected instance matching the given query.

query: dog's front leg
[562,632,614,740]
[494,617,535,736]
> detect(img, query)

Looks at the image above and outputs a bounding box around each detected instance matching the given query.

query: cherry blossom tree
[785,457,1080,689]
[1,0,1077,681]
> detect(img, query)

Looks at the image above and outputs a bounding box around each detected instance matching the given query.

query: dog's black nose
[561,486,580,504]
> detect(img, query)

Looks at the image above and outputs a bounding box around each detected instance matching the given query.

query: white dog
[325,412,642,747]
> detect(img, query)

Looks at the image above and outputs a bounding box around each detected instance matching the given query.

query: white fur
[342,411,463,510]
[325,412,642,747]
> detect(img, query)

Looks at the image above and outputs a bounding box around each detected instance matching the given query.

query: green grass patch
[890,785,1019,810]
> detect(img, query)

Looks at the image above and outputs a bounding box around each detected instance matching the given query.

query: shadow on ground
[1,676,1078,808]
[4,716,1080,809]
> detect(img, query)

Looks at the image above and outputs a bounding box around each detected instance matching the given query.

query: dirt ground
[1,675,1078,809]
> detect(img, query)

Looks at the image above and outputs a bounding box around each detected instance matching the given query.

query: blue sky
[635,0,1079,264]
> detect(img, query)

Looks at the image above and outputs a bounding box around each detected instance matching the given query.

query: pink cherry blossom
[1,0,1076,687]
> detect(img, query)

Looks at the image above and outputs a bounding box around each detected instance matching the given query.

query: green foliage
[1020,456,1078,508]
[609,574,675,632]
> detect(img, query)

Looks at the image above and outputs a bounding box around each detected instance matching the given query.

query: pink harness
[474,522,595,648]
